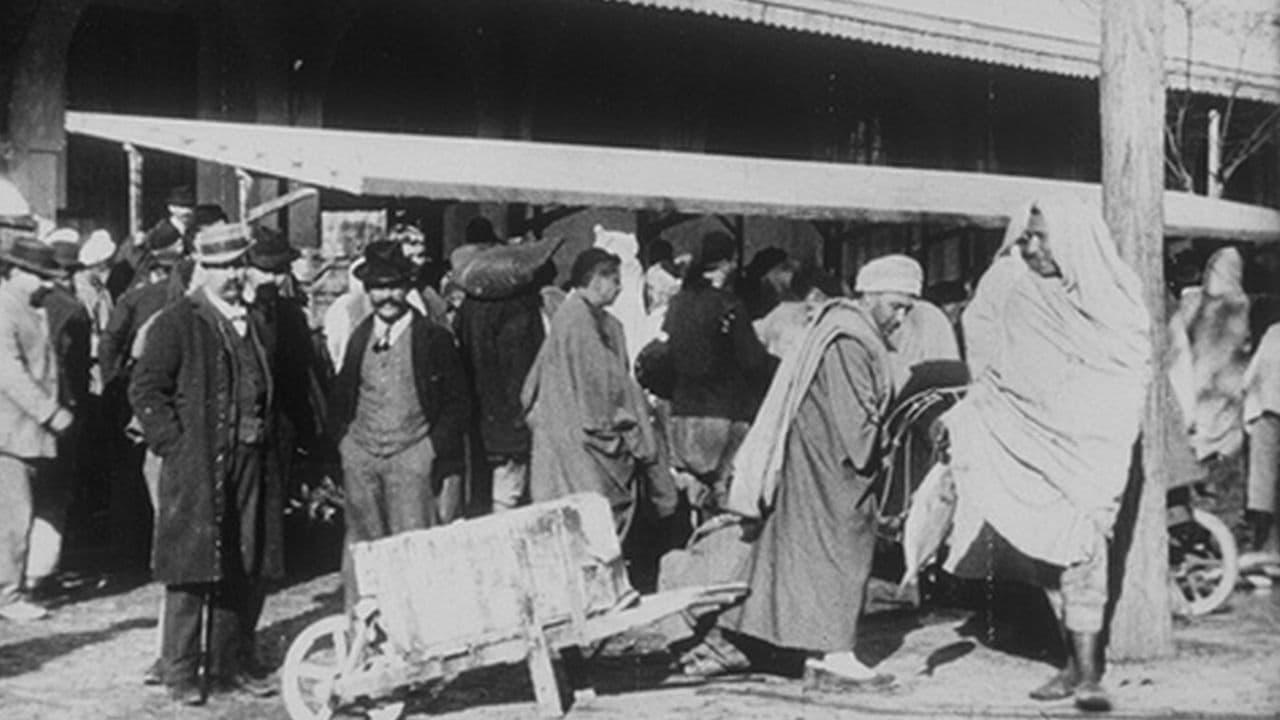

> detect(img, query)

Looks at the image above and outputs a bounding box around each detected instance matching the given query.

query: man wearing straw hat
[0,178,74,622]
[130,222,281,704]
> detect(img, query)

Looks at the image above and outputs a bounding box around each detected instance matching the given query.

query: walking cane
[199,586,214,698]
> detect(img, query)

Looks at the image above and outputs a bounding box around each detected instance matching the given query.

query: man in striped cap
[130,222,281,704]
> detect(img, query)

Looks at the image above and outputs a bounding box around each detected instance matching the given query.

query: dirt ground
[0,565,1276,720]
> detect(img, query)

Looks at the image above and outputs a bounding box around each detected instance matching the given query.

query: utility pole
[1100,0,1175,660]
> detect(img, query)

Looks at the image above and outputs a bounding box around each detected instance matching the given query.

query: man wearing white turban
[679,253,918,684]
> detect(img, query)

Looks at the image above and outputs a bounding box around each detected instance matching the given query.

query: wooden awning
[66,111,1280,241]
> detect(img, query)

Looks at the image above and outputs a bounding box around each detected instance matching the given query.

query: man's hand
[929,418,951,464]
[46,407,73,435]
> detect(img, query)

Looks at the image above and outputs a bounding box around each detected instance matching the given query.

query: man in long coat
[130,222,281,705]
[521,248,677,535]
[716,254,920,684]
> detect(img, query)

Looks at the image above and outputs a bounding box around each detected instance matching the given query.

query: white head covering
[79,230,116,267]
[42,227,80,246]
[855,254,923,297]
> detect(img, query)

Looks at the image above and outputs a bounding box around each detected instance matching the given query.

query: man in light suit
[0,183,74,622]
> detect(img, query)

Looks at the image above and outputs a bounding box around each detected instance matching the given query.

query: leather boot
[1071,631,1111,713]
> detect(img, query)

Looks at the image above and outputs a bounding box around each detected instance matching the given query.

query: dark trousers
[162,578,263,684]
[161,445,266,685]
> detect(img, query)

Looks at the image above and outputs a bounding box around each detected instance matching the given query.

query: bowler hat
[166,185,195,208]
[0,236,63,278]
[194,204,228,229]
[145,222,182,251]
[248,226,300,272]
[353,240,414,288]
[193,222,251,266]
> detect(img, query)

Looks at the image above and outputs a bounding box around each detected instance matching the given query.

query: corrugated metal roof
[66,112,1280,240]
[605,0,1280,103]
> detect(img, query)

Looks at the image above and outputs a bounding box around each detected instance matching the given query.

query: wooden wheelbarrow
[280,493,746,719]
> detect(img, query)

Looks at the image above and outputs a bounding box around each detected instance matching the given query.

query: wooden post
[1099,0,1175,660]
[125,143,143,238]
[1206,109,1223,198]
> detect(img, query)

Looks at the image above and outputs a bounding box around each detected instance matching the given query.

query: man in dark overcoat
[130,222,282,705]
[328,241,470,609]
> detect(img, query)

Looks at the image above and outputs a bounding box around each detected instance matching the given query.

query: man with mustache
[328,241,470,609]
[130,222,282,704]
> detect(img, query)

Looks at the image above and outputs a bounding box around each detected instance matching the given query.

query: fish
[919,640,975,676]
[898,462,957,598]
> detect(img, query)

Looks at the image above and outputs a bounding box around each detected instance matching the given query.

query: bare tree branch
[1164,122,1195,192]
[1219,105,1280,183]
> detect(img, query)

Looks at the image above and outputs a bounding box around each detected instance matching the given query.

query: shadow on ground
[0,617,154,679]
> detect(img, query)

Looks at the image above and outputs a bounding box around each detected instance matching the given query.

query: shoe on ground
[0,599,49,622]
[210,672,278,698]
[1073,680,1112,713]
[167,679,207,706]
[142,659,163,686]
[803,657,895,690]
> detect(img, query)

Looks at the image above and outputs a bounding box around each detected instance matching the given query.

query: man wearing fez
[328,241,470,609]
[130,222,281,704]
[522,248,677,533]
[0,186,74,622]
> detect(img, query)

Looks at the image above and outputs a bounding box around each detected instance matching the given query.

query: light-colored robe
[522,291,669,530]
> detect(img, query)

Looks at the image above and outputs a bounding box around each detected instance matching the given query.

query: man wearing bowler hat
[245,227,321,525]
[130,222,282,704]
[328,241,470,609]
[108,185,196,298]
[0,179,74,622]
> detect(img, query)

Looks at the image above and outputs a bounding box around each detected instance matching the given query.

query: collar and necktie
[372,323,393,353]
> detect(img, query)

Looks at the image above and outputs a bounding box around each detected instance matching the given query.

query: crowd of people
[1,173,1277,714]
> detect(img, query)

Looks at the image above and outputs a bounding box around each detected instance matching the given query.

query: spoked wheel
[281,615,350,720]
[1169,508,1239,617]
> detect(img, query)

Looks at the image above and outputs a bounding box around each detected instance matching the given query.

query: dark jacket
[251,293,320,451]
[99,280,172,387]
[456,291,544,458]
[129,293,284,585]
[329,310,471,479]
[40,285,92,410]
[663,284,773,421]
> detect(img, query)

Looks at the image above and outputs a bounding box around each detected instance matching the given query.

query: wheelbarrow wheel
[281,614,350,720]
[1169,508,1239,617]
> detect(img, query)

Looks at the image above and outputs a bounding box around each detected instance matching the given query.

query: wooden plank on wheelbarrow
[580,583,750,641]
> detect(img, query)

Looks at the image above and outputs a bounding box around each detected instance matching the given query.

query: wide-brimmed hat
[0,236,63,278]
[43,228,82,272]
[79,230,115,267]
[166,185,195,208]
[193,222,251,266]
[353,240,415,288]
[248,226,300,272]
